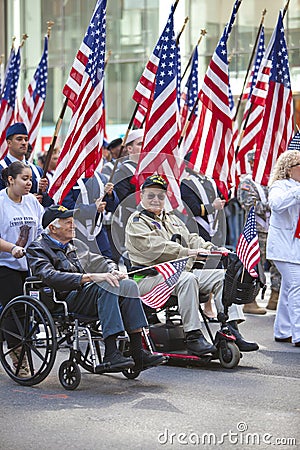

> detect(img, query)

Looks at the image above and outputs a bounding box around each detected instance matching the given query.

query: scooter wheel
[218,342,240,369]
[122,368,141,379]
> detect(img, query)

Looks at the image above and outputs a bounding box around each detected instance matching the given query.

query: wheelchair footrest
[95,362,111,374]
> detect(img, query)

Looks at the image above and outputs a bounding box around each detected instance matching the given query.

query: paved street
[0,293,299,450]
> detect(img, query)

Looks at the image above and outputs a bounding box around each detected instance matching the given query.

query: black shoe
[275,336,292,343]
[103,350,135,372]
[227,321,259,352]
[133,349,167,371]
[186,330,217,356]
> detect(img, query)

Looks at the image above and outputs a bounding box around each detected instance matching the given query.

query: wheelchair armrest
[25,276,41,283]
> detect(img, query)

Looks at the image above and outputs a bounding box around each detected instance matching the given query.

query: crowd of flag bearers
[0,0,299,364]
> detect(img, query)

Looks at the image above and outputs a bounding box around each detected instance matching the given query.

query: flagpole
[233,9,267,122]
[176,16,189,46]
[235,0,291,157]
[181,29,207,81]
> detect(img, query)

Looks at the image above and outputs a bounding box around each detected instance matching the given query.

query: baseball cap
[141,175,168,191]
[125,128,144,145]
[42,205,77,228]
[6,122,28,139]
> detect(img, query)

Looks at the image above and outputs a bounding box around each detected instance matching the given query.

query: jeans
[65,278,147,339]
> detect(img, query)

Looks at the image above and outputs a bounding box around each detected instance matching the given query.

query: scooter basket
[223,272,260,306]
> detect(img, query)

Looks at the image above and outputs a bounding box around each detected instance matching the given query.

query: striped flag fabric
[140,258,188,309]
[236,26,266,178]
[133,104,147,129]
[132,4,178,126]
[132,4,183,210]
[236,206,260,278]
[188,0,241,200]
[287,132,300,151]
[0,47,21,159]
[17,36,48,151]
[252,11,293,186]
[49,0,107,203]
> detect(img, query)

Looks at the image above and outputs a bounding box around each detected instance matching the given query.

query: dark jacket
[26,233,117,299]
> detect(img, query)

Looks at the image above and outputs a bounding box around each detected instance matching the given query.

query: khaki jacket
[125,209,214,271]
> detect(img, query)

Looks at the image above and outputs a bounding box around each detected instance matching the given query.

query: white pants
[138,269,244,333]
[273,261,300,344]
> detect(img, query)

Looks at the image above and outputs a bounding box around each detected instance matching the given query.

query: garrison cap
[6,122,28,139]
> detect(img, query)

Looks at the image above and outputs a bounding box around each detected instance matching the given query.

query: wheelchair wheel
[59,360,81,390]
[218,341,240,369]
[0,295,57,386]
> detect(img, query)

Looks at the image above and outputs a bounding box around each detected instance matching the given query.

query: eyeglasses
[290,163,300,168]
[144,192,166,200]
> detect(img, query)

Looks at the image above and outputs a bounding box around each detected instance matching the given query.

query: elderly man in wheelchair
[11,205,165,379]
[125,175,259,357]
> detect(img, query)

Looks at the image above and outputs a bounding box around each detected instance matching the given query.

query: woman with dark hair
[0,161,44,375]
[267,150,300,347]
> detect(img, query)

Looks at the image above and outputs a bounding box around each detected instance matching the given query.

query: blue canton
[243,206,257,243]
[1,48,21,107]
[270,13,291,88]
[33,36,48,101]
[84,0,107,88]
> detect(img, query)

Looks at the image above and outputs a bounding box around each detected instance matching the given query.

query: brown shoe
[275,337,292,343]
[9,347,29,377]
[266,290,279,310]
[243,300,267,315]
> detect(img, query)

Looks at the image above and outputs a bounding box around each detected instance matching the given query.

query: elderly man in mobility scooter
[26,205,166,373]
[125,175,259,356]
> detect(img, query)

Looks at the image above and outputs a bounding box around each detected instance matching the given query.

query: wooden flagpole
[181,29,207,81]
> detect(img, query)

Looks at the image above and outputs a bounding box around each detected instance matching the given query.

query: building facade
[1,0,299,150]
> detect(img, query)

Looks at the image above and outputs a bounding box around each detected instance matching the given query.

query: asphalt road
[0,304,299,450]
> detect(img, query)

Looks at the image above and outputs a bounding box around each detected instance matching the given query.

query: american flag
[236,206,260,278]
[288,132,300,151]
[180,46,199,158]
[0,48,21,158]
[133,4,182,210]
[49,0,107,203]
[17,36,48,151]
[140,258,188,309]
[132,4,177,128]
[188,0,241,200]
[236,26,265,178]
[252,11,293,186]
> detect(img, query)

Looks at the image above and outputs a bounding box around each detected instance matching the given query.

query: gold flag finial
[20,34,29,48]
[47,21,55,38]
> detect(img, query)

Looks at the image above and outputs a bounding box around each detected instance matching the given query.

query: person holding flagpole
[267,150,300,347]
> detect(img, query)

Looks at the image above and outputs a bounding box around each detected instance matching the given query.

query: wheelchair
[0,277,149,390]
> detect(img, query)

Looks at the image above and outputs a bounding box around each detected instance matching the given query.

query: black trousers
[0,266,28,348]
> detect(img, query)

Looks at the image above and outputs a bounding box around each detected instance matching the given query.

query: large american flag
[0,48,21,158]
[287,132,300,151]
[188,0,241,200]
[236,26,265,178]
[49,0,107,203]
[17,36,48,151]
[141,258,188,309]
[133,4,182,210]
[252,11,293,186]
[236,206,260,278]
